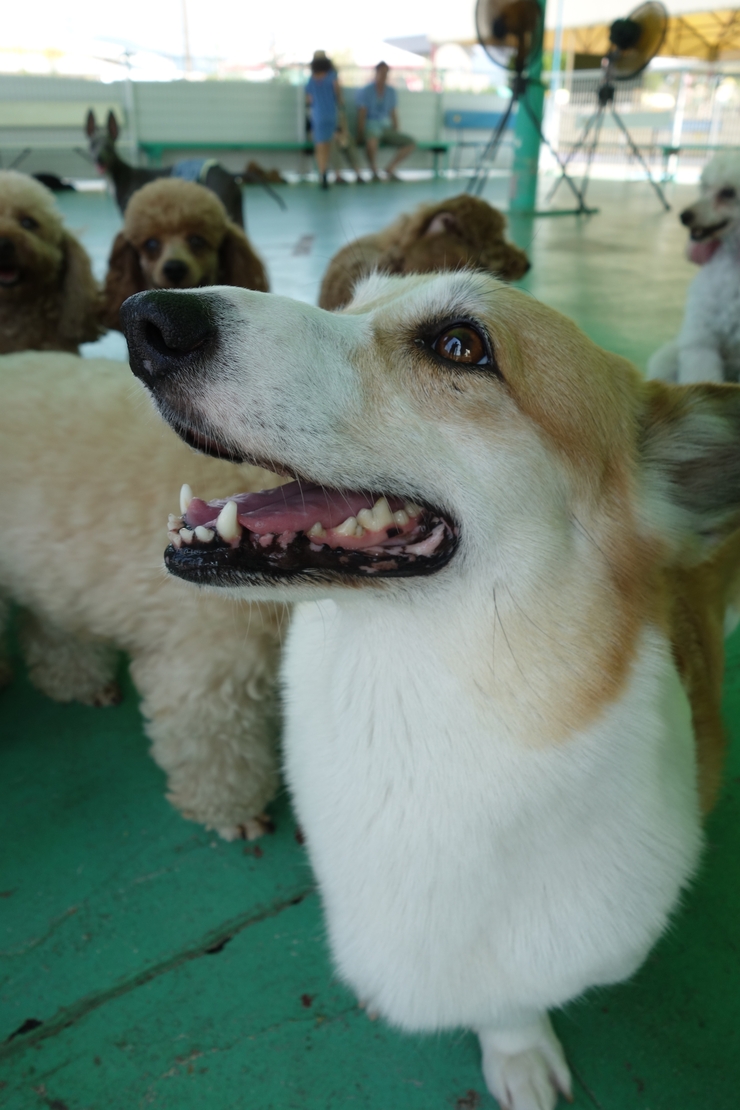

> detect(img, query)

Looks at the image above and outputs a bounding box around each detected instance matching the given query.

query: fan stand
[547,74,670,211]
[467,71,596,215]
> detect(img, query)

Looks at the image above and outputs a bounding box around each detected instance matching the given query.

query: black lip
[175,420,247,463]
[690,219,730,241]
[0,270,21,288]
[164,517,459,586]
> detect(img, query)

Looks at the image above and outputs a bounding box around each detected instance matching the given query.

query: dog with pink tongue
[648,151,740,384]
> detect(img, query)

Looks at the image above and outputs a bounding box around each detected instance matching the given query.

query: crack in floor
[0,884,315,1061]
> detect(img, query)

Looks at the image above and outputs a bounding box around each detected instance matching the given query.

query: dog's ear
[107,111,119,141]
[640,381,740,562]
[424,211,461,237]
[85,110,97,138]
[57,231,105,348]
[486,242,530,282]
[217,225,269,291]
[102,232,144,331]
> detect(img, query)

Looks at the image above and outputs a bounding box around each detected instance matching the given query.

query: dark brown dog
[319,194,530,311]
[0,171,102,354]
[102,178,269,331]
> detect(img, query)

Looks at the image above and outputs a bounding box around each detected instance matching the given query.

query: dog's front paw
[215,813,275,842]
[89,680,123,707]
[479,1016,572,1110]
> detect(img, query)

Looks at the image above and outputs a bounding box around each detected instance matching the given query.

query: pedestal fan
[468,0,592,213]
[547,2,670,210]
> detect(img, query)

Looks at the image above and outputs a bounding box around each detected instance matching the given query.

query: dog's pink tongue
[186,481,400,534]
[688,238,722,265]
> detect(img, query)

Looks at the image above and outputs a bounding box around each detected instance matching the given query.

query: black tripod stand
[467,72,595,213]
[547,77,670,211]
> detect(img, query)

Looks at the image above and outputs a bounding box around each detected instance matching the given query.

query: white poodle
[648,150,740,383]
[0,350,287,840]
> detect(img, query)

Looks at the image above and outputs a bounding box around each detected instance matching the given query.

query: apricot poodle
[0,349,287,840]
[319,193,530,311]
[0,170,103,354]
[103,178,269,331]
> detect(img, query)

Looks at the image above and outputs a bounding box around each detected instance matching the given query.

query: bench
[443,110,514,173]
[661,142,740,180]
[140,139,450,179]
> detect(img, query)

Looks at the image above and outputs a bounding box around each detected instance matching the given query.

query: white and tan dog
[122,275,740,1109]
[648,150,740,383]
[0,351,286,840]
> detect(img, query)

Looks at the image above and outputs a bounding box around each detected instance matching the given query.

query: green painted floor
[2,176,739,1109]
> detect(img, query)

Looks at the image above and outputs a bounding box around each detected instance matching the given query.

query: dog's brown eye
[718,187,736,201]
[432,324,489,366]
[19,215,38,231]
[188,235,207,251]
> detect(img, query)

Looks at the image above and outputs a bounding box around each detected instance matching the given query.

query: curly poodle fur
[0,350,288,840]
[648,151,740,384]
[0,171,103,354]
[103,178,269,331]
[318,194,530,311]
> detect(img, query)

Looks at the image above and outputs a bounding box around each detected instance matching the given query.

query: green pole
[509,0,546,214]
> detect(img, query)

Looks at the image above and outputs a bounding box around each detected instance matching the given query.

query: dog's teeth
[168,513,184,531]
[308,521,326,538]
[195,526,215,543]
[179,528,194,545]
[393,509,409,527]
[371,497,393,530]
[216,500,241,542]
[358,498,393,533]
[168,530,183,549]
[334,515,360,536]
[180,484,193,515]
[405,502,423,517]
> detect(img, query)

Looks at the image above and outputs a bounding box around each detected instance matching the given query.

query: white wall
[0,74,513,178]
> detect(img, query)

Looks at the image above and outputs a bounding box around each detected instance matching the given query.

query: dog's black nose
[0,237,17,261]
[162,259,189,285]
[121,290,216,382]
[680,208,695,226]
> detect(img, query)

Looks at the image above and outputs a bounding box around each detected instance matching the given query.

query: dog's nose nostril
[120,290,216,382]
[680,209,695,226]
[162,259,189,285]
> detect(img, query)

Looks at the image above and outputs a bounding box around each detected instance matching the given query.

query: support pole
[509,0,546,213]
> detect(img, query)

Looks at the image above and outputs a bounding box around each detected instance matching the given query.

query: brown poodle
[0,171,103,354]
[103,178,269,331]
[318,194,530,311]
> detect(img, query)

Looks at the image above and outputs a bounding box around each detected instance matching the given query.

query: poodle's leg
[478,1012,572,1110]
[646,339,679,381]
[18,611,121,706]
[0,594,13,690]
[129,614,281,840]
[677,343,724,384]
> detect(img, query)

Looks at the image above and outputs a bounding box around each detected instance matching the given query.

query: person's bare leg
[365,137,380,179]
[385,144,415,177]
[315,141,331,187]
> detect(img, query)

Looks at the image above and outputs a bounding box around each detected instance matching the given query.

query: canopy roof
[544,6,740,63]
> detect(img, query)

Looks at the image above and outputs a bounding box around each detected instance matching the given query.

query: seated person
[355,62,415,182]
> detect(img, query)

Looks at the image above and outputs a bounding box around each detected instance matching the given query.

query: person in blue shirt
[306,53,343,190]
[355,62,415,181]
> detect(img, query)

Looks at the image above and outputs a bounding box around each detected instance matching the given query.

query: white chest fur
[282,595,702,1033]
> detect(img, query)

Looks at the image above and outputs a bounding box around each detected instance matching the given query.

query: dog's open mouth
[165,480,459,585]
[0,267,21,287]
[690,220,729,241]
